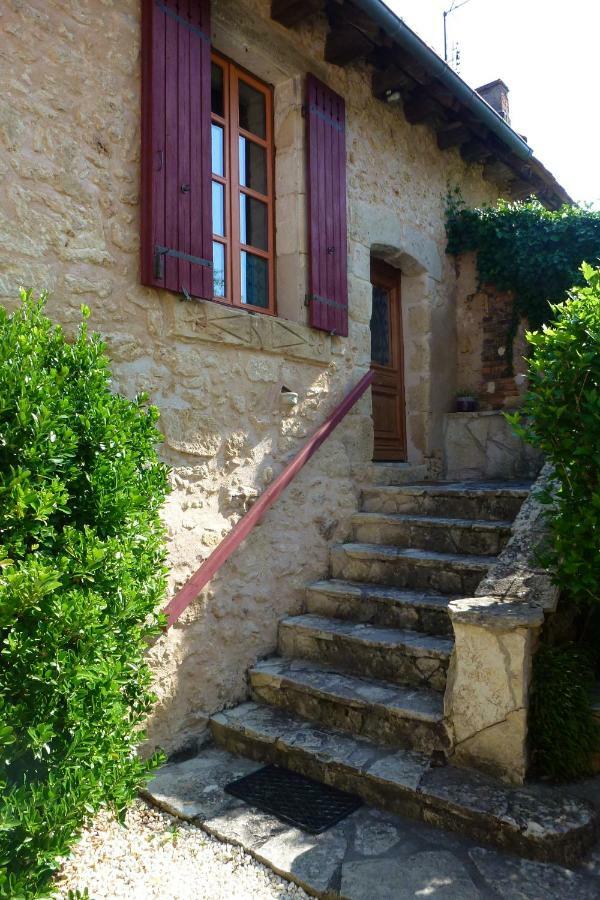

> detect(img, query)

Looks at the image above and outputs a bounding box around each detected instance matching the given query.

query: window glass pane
[240,194,268,250]
[211,63,224,116]
[211,124,224,176]
[239,137,267,195]
[241,251,268,308]
[370,285,391,366]
[213,242,226,297]
[238,80,266,138]
[212,181,225,236]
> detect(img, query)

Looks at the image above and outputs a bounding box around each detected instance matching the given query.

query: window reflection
[239,80,266,138]
[241,251,268,307]
[211,124,224,176]
[370,286,391,366]
[213,242,226,297]
[239,137,267,194]
[211,63,224,116]
[240,194,268,250]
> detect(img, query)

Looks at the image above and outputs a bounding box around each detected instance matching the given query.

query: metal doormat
[224,764,363,834]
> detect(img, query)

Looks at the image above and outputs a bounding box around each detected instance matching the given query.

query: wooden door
[370,260,406,461]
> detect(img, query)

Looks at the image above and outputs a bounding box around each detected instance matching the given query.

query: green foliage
[0,292,169,897]
[446,195,600,338]
[508,264,600,778]
[529,643,599,780]
[509,264,600,608]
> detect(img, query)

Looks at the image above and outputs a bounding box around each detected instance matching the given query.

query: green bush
[529,643,599,780]
[0,292,169,897]
[510,263,600,778]
[510,263,600,608]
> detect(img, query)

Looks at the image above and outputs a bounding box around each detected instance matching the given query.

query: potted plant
[455,389,478,412]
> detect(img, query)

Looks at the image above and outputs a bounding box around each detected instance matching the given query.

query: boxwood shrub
[0,292,169,897]
[510,263,600,778]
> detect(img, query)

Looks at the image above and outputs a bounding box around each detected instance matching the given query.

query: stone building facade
[0,0,566,756]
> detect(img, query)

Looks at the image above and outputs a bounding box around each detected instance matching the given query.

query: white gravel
[54,799,310,899]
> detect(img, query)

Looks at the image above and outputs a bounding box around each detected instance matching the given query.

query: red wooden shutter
[141,0,213,300]
[306,74,348,336]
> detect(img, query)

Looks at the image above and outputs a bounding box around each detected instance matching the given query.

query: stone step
[306,579,454,636]
[331,543,493,594]
[369,462,429,485]
[279,614,453,691]
[361,481,530,520]
[249,657,448,754]
[209,701,597,866]
[352,512,512,556]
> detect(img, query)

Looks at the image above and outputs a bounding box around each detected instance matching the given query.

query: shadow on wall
[143,362,373,757]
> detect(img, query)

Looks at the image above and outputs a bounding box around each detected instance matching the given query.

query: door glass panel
[370,285,391,366]
[239,80,266,138]
[240,194,268,250]
[212,182,225,236]
[213,242,226,297]
[239,137,267,194]
[211,63,224,116]
[211,124,224,176]
[241,251,268,307]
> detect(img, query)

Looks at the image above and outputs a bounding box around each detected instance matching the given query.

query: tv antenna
[451,42,461,72]
[443,0,473,63]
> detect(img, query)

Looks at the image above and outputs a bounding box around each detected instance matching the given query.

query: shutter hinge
[154,246,168,280]
[154,245,213,280]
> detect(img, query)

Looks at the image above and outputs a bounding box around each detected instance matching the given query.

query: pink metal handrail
[163,369,374,628]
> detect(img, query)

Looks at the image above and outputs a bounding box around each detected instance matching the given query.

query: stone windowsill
[153,292,342,365]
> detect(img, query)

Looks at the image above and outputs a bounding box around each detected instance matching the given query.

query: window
[211,54,275,313]
[141,1,348,332]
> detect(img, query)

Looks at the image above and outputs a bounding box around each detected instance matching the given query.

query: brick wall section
[480,288,525,409]
[456,254,528,410]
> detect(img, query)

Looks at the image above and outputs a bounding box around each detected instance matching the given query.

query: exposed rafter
[437,123,471,150]
[403,88,448,128]
[271,0,321,28]
[271,0,571,208]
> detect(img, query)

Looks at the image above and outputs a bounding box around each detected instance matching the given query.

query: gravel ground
[54,799,310,899]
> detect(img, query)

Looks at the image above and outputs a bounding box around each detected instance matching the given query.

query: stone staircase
[210,474,597,865]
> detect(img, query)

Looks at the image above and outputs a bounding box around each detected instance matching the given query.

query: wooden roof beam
[325,23,376,65]
[325,2,384,66]
[271,0,322,27]
[403,90,449,128]
[460,138,495,165]
[437,123,471,150]
[372,63,417,99]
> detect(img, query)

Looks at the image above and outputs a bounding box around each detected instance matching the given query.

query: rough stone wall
[443,410,543,481]
[1,0,509,753]
[446,466,558,783]
[455,253,529,410]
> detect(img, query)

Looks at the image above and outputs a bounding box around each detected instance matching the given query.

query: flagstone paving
[143,744,600,899]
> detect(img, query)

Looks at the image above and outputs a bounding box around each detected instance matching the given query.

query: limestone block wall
[445,466,558,783]
[443,411,543,481]
[1,0,509,753]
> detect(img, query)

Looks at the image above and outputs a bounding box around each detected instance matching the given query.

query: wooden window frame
[211,52,276,315]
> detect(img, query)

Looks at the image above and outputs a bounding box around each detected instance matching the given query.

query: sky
[386,0,600,207]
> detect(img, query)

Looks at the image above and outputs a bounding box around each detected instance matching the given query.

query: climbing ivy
[445,193,600,333]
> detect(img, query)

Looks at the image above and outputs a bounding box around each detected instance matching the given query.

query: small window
[211,54,275,314]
